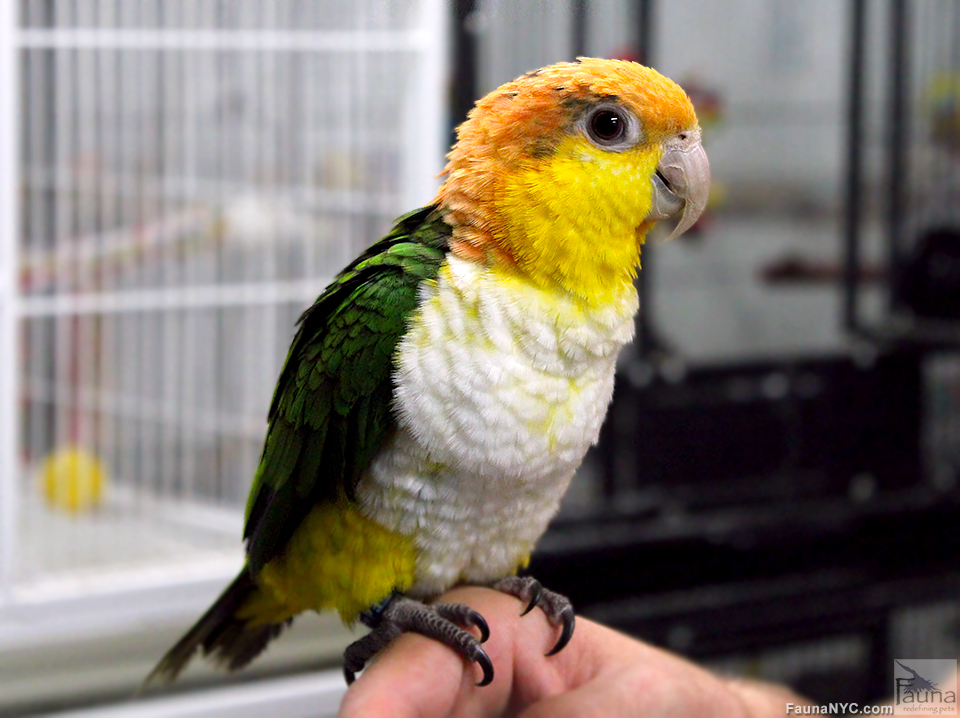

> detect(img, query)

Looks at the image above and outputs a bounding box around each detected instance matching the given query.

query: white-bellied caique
[148,58,709,687]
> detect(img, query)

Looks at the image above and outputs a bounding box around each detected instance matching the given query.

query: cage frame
[0,0,450,660]
[844,0,960,348]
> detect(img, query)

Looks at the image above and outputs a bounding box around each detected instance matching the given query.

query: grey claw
[520,581,542,616]
[431,603,494,683]
[474,646,494,686]
[343,596,495,686]
[434,603,491,643]
[545,607,575,656]
[471,610,491,643]
[492,575,576,657]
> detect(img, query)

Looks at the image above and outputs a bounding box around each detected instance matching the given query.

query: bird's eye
[589,110,625,143]
[581,104,639,151]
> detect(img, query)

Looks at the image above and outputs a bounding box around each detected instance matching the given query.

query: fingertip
[726,678,815,717]
[338,633,465,718]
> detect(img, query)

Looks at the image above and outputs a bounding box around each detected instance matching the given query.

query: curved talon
[344,666,357,685]
[519,581,542,617]
[434,603,491,644]
[545,608,575,656]
[473,646,495,687]
[492,575,576,657]
[470,610,491,644]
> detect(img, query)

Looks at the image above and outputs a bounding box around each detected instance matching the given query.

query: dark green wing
[243,205,451,574]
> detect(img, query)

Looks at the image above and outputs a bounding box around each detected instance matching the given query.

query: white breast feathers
[357,254,638,596]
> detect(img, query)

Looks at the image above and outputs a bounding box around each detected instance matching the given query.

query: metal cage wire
[0,0,447,624]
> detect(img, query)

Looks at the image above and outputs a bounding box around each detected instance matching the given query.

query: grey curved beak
[645,129,711,240]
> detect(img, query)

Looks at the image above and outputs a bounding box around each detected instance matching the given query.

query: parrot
[147,57,710,688]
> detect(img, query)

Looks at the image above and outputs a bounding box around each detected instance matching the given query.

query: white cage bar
[0,0,20,609]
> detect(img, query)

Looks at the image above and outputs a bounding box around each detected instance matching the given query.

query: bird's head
[437,58,710,307]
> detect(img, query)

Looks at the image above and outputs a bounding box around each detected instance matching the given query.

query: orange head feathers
[436,58,710,306]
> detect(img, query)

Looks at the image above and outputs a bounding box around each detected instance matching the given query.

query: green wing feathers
[147,206,451,686]
[243,205,451,574]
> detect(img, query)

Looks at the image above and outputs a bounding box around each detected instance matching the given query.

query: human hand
[338,585,810,718]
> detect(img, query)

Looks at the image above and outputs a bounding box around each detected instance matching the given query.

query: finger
[515,667,643,718]
[518,668,732,718]
[520,661,809,718]
[338,589,528,718]
[337,631,470,718]
[442,587,566,715]
[338,585,593,718]
[726,678,815,717]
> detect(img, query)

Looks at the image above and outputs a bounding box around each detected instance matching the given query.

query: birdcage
[0,0,447,691]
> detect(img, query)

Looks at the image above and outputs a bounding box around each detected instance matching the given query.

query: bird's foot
[343,594,493,686]
[492,575,575,655]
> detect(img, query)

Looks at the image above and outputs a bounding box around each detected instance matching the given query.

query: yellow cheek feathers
[496,136,661,305]
[435,58,698,308]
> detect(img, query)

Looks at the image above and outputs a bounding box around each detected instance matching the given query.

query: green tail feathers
[144,570,289,687]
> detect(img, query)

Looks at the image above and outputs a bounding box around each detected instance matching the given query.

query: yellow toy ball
[39,447,107,513]
[928,71,960,154]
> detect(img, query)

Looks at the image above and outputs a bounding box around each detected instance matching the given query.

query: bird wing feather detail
[243,205,451,574]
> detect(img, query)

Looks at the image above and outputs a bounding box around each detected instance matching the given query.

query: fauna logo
[894,659,957,715]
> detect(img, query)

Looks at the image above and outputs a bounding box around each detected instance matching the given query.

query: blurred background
[0,0,958,715]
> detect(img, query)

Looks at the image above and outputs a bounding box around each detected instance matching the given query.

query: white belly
[357,255,638,597]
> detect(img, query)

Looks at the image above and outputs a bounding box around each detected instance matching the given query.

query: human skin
[338,586,811,718]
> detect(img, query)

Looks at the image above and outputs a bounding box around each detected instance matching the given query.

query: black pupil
[592,110,623,141]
